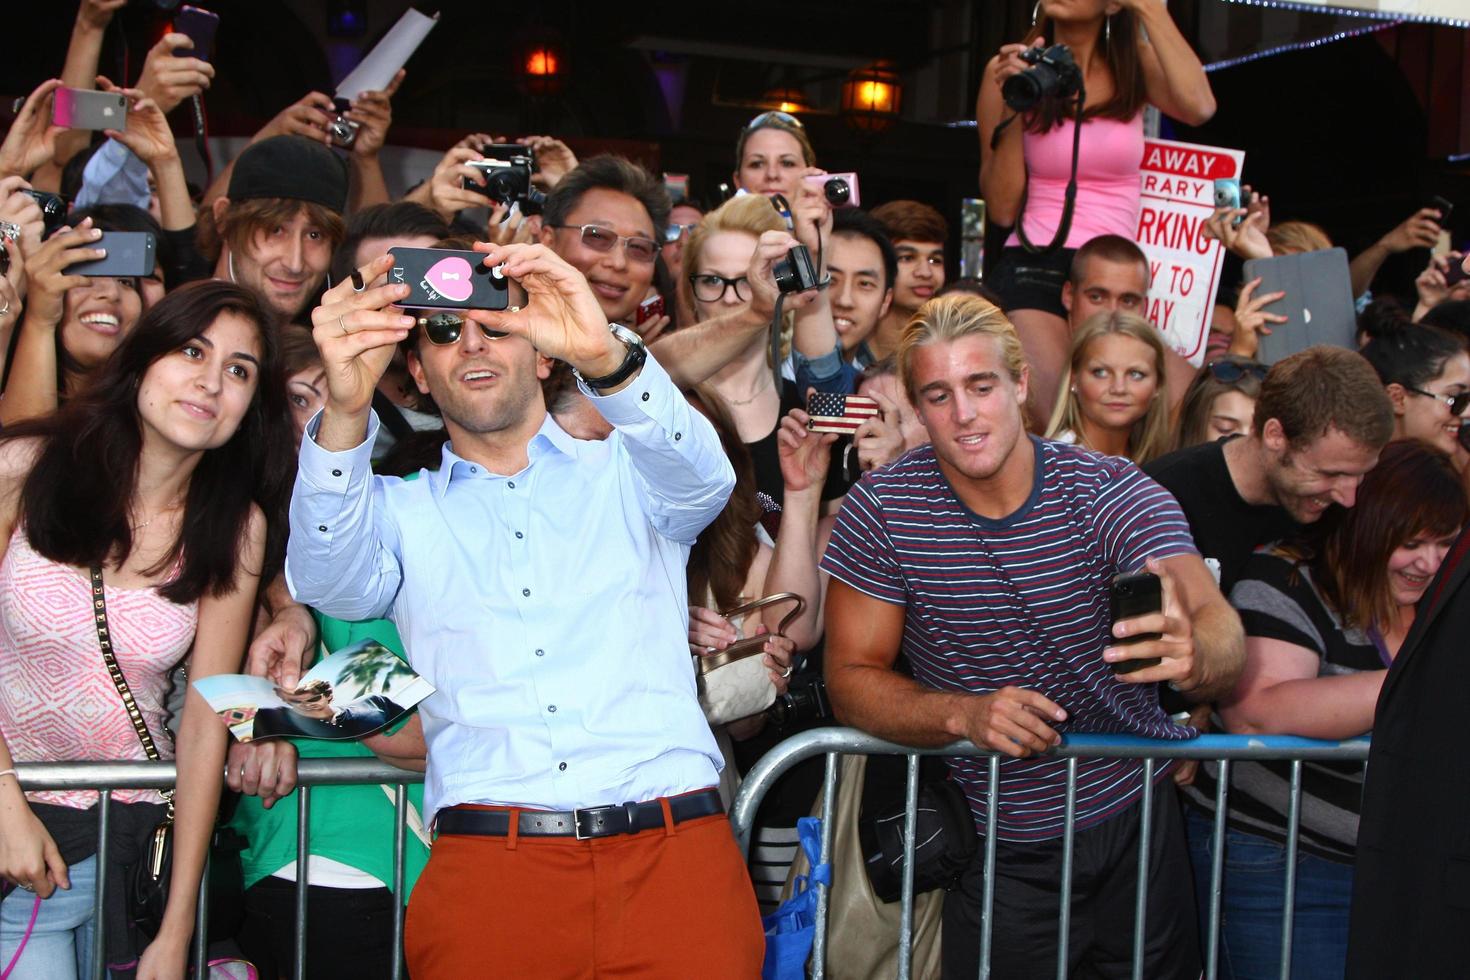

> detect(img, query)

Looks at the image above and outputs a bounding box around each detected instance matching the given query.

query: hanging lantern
[841,61,901,132]
[514,30,566,97]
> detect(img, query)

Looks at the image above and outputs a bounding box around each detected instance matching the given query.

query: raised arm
[975,45,1036,229]
[1130,0,1217,125]
[468,242,736,543]
[50,0,127,172]
[286,254,415,619]
[649,229,805,390]
[762,408,835,650]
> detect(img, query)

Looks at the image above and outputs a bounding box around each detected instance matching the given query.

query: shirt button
[535,648,544,657]
[641,392,649,402]
[522,588,531,597]
[558,762,567,772]
[515,531,524,539]
[547,705,557,713]
[331,469,342,477]
[317,525,328,533]
[469,466,478,474]
[508,480,516,489]
[674,432,682,441]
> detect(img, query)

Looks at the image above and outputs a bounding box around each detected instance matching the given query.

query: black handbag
[858,768,978,904]
[90,566,246,944]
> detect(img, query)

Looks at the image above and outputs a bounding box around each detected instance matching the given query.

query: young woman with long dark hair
[0,279,293,979]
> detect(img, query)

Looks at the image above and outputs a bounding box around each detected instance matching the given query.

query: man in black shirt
[1145,346,1394,593]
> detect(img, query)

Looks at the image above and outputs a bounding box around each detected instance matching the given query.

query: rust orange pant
[405,800,765,978]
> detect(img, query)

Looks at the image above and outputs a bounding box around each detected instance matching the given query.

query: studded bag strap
[90,565,164,765]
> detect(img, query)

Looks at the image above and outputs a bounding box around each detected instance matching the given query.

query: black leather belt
[435,789,723,841]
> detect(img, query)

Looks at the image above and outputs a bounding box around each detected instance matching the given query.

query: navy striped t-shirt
[821,436,1198,841]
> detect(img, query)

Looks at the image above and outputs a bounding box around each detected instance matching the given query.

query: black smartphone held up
[1430,194,1455,225]
[1108,571,1162,675]
[388,247,510,311]
[173,5,221,63]
[70,231,157,278]
[52,88,128,131]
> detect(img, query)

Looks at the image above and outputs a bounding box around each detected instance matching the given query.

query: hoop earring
[1105,15,1112,47]
[1032,1,1041,26]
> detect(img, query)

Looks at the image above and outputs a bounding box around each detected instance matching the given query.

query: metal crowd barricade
[729,728,1370,980]
[12,758,425,980]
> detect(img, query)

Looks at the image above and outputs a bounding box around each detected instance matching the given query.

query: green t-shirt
[230,614,430,896]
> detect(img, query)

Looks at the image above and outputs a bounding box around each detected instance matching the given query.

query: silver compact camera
[327,98,360,149]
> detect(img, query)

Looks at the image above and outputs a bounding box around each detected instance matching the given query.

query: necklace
[723,378,773,407]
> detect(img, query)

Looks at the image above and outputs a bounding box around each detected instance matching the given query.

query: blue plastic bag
[761,816,831,980]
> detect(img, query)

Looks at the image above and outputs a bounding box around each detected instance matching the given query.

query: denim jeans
[0,855,99,980]
[1184,807,1352,980]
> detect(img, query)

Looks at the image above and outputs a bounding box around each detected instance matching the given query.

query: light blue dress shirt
[286,354,736,821]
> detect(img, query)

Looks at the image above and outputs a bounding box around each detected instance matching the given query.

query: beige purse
[695,592,805,725]
[783,755,944,980]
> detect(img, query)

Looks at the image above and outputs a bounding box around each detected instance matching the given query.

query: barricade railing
[12,758,425,980]
[729,728,1370,980]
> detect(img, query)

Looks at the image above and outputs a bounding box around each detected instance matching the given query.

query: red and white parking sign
[1136,138,1246,366]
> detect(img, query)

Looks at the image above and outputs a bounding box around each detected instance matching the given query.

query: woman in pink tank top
[976,0,1216,427]
[0,281,294,978]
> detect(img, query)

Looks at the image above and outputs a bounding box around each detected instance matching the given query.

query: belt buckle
[572,807,592,841]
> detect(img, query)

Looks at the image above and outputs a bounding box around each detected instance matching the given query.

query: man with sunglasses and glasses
[288,242,762,977]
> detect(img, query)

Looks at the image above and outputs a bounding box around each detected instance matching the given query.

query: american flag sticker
[807,392,880,434]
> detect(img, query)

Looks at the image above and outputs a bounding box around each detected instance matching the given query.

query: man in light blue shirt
[286,240,764,976]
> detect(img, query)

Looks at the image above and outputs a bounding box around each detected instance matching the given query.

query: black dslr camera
[463,144,547,216]
[767,673,831,730]
[21,190,66,240]
[773,243,820,294]
[1002,44,1083,111]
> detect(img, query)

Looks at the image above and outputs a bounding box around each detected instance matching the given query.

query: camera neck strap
[1011,87,1088,256]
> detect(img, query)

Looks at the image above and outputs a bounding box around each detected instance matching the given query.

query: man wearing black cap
[200,134,348,321]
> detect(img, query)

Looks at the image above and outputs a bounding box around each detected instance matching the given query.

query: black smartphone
[52,88,128,131]
[20,190,66,239]
[1108,571,1162,674]
[1430,195,1455,225]
[70,232,157,278]
[173,5,221,63]
[387,247,510,311]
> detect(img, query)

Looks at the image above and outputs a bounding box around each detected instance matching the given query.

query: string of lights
[1216,0,1468,29]
[1203,17,1405,72]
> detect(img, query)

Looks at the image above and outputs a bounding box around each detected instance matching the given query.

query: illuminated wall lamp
[841,62,901,132]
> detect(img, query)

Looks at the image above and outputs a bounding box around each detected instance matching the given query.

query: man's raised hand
[311,254,414,427]
[466,243,623,378]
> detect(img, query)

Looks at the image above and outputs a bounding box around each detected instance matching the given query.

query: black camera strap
[1011,88,1087,256]
[769,291,787,398]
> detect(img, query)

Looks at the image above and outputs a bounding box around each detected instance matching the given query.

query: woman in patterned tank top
[0,280,294,979]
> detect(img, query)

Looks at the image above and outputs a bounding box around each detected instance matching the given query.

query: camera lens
[1001,70,1048,112]
[823,178,851,207]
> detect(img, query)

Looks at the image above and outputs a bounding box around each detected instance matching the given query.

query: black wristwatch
[574,324,648,391]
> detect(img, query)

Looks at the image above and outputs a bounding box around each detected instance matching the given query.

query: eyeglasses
[546,223,659,263]
[1206,360,1269,384]
[413,311,508,346]
[747,110,804,131]
[1407,385,1470,416]
[689,273,751,303]
[663,223,699,245]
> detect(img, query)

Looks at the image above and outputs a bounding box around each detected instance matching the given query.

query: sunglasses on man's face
[413,311,509,346]
[546,223,659,263]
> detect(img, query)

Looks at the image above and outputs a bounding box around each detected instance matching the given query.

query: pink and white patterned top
[0,528,197,807]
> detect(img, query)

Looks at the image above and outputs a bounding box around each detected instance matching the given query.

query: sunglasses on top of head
[1206,360,1269,384]
[746,110,804,131]
[411,311,508,346]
